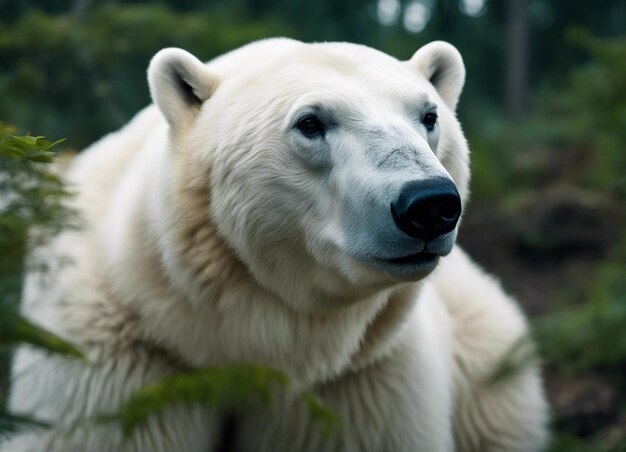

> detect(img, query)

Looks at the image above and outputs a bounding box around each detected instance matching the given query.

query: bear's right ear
[408,41,465,111]
[148,48,218,130]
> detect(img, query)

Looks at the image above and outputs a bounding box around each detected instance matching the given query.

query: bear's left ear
[408,41,465,111]
[148,48,219,131]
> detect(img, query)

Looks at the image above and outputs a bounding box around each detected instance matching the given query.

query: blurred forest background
[0,0,625,450]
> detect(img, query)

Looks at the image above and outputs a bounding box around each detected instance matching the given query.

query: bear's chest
[227,297,455,452]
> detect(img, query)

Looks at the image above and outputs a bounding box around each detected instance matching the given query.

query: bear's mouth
[357,251,441,280]
[383,251,439,266]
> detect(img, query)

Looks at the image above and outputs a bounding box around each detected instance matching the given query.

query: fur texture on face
[4,38,548,452]
[154,40,471,313]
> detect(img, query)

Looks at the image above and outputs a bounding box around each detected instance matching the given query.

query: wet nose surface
[391,179,462,241]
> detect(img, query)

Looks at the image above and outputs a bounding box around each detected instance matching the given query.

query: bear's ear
[148,48,218,130]
[408,41,465,111]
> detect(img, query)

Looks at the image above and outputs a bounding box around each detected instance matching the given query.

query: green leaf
[0,312,84,359]
[40,138,67,151]
[9,135,39,149]
[0,144,25,159]
[0,134,65,163]
[301,392,343,439]
[0,413,52,435]
[484,334,538,387]
[26,151,56,163]
[102,363,342,440]
[109,364,287,436]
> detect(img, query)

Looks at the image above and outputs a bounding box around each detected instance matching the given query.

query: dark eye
[422,112,438,132]
[297,115,325,137]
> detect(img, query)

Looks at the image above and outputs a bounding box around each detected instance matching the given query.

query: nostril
[391,179,462,241]
[439,198,460,221]
[433,195,462,235]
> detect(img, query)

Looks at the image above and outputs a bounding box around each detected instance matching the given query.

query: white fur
[410,41,466,110]
[148,48,218,131]
[4,38,548,451]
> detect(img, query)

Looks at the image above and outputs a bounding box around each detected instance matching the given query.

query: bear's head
[148,39,469,313]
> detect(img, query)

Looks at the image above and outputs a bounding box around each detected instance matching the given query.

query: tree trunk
[505,0,529,116]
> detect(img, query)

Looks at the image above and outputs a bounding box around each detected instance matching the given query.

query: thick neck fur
[104,132,420,385]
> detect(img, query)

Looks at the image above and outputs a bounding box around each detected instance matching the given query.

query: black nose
[391,179,462,241]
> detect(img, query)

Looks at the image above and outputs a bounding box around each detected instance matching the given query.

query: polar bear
[4,38,548,451]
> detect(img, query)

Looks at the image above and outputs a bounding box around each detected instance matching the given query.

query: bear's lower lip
[358,251,441,280]
[384,252,438,266]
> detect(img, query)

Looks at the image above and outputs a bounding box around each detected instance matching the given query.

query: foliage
[469,33,626,201]
[100,364,341,440]
[542,30,626,196]
[0,124,76,304]
[0,123,75,313]
[536,237,626,376]
[537,242,626,450]
[484,334,538,387]
[0,4,292,148]
[0,313,83,360]
[0,134,64,162]
[0,126,84,436]
[525,44,626,441]
[503,34,626,378]
[0,411,51,437]
[4,1,623,152]
[550,434,626,452]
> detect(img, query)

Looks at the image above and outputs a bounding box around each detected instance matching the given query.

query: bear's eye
[422,112,438,132]
[297,115,325,137]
